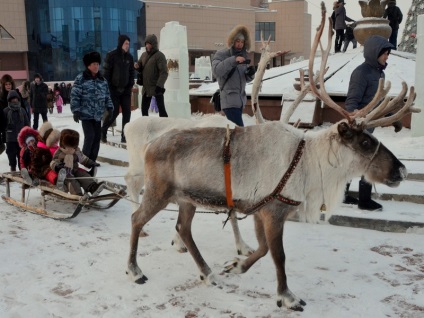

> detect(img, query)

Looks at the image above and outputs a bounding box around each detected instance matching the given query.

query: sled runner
[0,171,126,220]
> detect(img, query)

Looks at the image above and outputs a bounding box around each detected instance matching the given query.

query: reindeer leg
[176,202,216,285]
[229,211,254,256]
[125,170,149,237]
[223,213,268,273]
[171,210,188,253]
[263,212,306,311]
[127,187,169,284]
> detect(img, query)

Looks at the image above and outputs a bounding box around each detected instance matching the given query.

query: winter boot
[87,181,105,197]
[343,182,358,205]
[56,168,67,191]
[358,179,382,211]
[88,166,97,177]
[21,168,33,185]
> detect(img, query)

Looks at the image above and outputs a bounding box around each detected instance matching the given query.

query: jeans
[342,38,357,52]
[223,107,244,127]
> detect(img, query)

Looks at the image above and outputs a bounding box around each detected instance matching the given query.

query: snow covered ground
[1,105,423,318]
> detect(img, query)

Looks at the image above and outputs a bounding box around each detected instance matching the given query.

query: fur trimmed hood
[46,129,61,148]
[60,129,80,148]
[38,121,53,141]
[18,127,40,148]
[226,25,251,51]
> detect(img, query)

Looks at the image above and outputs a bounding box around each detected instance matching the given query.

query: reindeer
[124,35,286,255]
[126,3,419,311]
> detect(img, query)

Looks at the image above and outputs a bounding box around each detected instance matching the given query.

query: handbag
[210,66,236,112]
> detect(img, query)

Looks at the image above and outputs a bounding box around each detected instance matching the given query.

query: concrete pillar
[160,21,191,118]
[412,15,424,137]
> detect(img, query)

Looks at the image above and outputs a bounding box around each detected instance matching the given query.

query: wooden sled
[0,171,127,220]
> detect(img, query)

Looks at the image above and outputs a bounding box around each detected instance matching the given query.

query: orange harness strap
[223,127,234,208]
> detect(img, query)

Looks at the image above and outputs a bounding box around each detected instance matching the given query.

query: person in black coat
[101,34,135,144]
[29,73,49,130]
[383,0,403,50]
[3,90,30,171]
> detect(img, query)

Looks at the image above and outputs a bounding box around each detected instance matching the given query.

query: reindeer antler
[308,2,420,129]
[251,32,290,124]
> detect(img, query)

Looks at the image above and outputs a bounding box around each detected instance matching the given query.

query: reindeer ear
[337,122,354,140]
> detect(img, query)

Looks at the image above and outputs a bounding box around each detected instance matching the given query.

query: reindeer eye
[361,139,371,149]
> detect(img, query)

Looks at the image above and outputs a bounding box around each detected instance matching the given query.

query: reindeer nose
[399,166,408,180]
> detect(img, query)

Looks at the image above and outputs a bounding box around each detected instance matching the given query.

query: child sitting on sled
[37,121,60,156]
[51,129,104,197]
[18,126,66,189]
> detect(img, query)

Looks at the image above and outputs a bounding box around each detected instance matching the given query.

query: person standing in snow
[344,35,402,211]
[134,34,169,118]
[71,51,113,162]
[211,25,255,127]
[383,0,403,50]
[101,35,135,144]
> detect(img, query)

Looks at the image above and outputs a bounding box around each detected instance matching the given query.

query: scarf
[60,147,76,169]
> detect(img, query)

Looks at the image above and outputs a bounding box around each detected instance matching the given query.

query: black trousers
[33,111,48,130]
[141,93,168,117]
[102,90,132,137]
[335,29,345,53]
[81,119,101,161]
[6,141,21,170]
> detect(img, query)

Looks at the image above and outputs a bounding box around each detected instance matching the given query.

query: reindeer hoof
[277,289,306,311]
[236,243,255,256]
[134,275,148,284]
[223,257,243,274]
[171,240,188,253]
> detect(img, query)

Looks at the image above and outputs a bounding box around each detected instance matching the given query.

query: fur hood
[226,25,251,51]
[37,121,60,147]
[18,127,40,148]
[60,129,80,148]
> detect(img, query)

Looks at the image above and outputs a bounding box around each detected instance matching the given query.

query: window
[255,22,275,41]
[0,25,14,39]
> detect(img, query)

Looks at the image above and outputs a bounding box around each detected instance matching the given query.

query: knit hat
[60,129,80,148]
[83,51,101,67]
[234,33,245,41]
[7,90,20,102]
[25,136,36,145]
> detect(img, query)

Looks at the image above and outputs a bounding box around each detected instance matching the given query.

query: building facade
[0,0,311,83]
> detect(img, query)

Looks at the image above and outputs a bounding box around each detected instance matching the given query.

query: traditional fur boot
[343,182,358,205]
[358,179,382,211]
[56,168,67,192]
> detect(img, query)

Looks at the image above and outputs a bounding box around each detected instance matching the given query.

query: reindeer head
[337,121,406,187]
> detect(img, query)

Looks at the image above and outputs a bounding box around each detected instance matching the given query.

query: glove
[54,163,65,173]
[245,65,256,77]
[155,86,165,95]
[73,111,80,123]
[392,120,403,133]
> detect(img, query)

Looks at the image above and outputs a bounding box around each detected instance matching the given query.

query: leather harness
[223,127,304,219]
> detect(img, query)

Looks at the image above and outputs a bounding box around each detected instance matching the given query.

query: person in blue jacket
[71,51,114,162]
